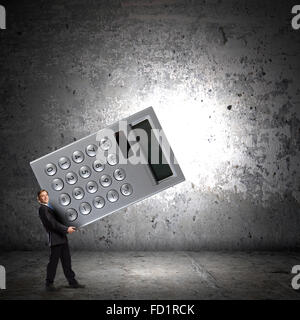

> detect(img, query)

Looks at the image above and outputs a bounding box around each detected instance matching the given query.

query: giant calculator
[30,107,185,228]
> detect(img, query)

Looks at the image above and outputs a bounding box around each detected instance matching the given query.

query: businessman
[37,189,85,291]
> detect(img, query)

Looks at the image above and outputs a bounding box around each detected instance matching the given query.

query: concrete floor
[0,251,300,300]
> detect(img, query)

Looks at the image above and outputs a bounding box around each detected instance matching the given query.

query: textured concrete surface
[0,0,300,250]
[1,251,300,300]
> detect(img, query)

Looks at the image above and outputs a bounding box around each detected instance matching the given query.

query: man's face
[38,191,49,204]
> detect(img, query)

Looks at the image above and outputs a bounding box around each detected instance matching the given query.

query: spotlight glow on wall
[139,87,244,194]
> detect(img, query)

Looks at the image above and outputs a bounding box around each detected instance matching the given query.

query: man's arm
[39,206,69,235]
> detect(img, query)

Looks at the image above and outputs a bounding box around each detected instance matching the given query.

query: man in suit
[37,189,85,291]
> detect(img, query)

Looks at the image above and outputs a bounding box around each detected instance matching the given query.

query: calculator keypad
[42,140,133,223]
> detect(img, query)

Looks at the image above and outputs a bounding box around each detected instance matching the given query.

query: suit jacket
[39,204,68,247]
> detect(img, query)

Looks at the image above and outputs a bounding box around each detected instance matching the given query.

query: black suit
[39,204,76,286]
[39,204,68,246]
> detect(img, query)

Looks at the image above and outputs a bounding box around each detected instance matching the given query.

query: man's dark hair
[37,189,48,199]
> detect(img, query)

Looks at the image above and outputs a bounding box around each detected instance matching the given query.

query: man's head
[37,189,49,204]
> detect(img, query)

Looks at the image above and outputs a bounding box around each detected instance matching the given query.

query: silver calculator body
[30,107,185,228]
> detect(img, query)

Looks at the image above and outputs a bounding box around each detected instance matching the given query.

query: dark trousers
[46,242,76,285]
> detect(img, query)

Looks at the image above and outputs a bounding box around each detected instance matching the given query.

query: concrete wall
[0,0,300,251]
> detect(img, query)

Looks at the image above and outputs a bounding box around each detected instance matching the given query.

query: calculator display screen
[115,130,131,159]
[131,119,173,182]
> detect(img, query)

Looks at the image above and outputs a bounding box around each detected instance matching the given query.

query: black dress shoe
[68,282,85,289]
[45,284,59,292]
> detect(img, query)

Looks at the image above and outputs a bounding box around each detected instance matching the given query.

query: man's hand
[67,226,76,234]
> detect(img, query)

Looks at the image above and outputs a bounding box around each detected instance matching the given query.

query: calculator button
[113,168,126,181]
[45,163,57,176]
[72,150,84,163]
[99,137,112,150]
[93,160,105,172]
[100,174,112,187]
[58,157,71,170]
[120,183,133,196]
[86,144,98,157]
[79,202,92,215]
[107,189,119,203]
[93,196,105,209]
[79,165,91,179]
[65,172,78,185]
[72,187,85,200]
[59,193,71,206]
[107,153,118,166]
[66,208,78,222]
[51,178,64,191]
[86,181,98,194]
